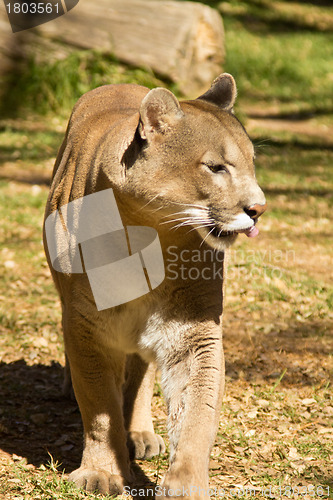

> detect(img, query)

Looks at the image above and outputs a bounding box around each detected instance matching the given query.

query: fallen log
[0,0,225,95]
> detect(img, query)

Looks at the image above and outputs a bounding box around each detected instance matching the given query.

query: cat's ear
[139,88,184,140]
[197,73,237,111]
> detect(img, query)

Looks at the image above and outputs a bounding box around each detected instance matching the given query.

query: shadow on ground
[0,360,81,471]
[224,317,333,387]
[1,314,332,470]
[0,359,157,490]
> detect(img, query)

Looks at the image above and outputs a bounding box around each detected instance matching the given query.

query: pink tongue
[244,226,259,238]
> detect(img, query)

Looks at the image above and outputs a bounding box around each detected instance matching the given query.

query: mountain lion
[43,74,266,497]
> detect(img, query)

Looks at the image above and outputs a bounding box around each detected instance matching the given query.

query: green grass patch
[0,51,174,117]
[2,1,333,117]
[0,126,63,163]
[220,2,333,111]
[255,143,333,192]
[1,456,114,500]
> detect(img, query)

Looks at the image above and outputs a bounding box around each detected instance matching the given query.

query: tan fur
[43,74,265,497]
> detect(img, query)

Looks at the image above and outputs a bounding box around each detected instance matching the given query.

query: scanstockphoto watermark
[123,485,256,498]
[44,189,165,310]
[227,247,296,281]
[228,248,296,267]
[45,188,296,311]
[123,484,330,498]
[166,246,225,281]
[165,245,296,282]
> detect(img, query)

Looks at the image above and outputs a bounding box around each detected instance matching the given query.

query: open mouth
[211,226,234,238]
[210,224,259,239]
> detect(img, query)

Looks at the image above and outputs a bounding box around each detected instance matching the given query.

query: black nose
[244,203,267,219]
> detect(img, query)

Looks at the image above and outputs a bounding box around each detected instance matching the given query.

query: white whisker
[168,201,209,210]
[188,223,213,233]
[200,226,216,248]
[160,213,192,221]
[172,220,207,230]
[160,215,210,226]
[160,208,208,220]
[160,217,192,226]
[139,194,160,211]
[166,216,215,235]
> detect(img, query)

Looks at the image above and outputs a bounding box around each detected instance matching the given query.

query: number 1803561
[6,2,60,14]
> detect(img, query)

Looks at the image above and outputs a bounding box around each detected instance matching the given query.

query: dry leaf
[301,398,317,407]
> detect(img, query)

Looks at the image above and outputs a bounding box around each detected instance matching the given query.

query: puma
[43,74,266,497]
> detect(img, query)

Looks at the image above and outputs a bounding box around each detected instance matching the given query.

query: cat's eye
[205,163,229,174]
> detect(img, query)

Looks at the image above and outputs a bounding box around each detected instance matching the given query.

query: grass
[219,0,333,111]
[224,25,333,110]
[2,2,333,117]
[0,0,332,498]
[0,126,62,163]
[0,52,172,118]
[0,457,114,500]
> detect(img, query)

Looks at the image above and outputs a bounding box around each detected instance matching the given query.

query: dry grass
[0,107,332,499]
[0,2,333,494]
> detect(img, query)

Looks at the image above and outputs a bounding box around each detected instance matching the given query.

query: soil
[0,109,332,498]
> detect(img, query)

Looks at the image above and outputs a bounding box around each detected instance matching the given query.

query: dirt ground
[0,109,332,499]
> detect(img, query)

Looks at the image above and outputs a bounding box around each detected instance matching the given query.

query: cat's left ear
[197,73,237,112]
[139,88,184,140]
